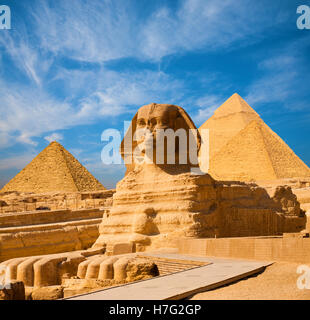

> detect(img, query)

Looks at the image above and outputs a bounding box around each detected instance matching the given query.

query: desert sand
[190,262,310,300]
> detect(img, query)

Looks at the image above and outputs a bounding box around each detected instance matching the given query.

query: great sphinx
[93,103,221,251]
[0,103,305,293]
[95,103,306,250]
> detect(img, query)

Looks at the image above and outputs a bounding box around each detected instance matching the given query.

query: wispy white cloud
[0,69,184,148]
[0,79,75,147]
[44,132,64,143]
[141,0,288,60]
[0,29,43,86]
[190,95,226,126]
[30,0,139,63]
[0,0,304,151]
[245,39,310,112]
[13,0,288,65]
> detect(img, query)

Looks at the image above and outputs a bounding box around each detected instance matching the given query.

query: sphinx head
[121,103,201,173]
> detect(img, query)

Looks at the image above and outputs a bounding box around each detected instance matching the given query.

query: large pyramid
[199,93,262,159]
[1,141,106,193]
[199,93,310,181]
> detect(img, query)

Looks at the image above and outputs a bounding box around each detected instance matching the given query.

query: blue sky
[0,0,309,189]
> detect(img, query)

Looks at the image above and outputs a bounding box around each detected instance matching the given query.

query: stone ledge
[178,237,310,263]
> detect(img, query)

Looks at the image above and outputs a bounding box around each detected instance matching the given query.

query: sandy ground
[190,262,310,300]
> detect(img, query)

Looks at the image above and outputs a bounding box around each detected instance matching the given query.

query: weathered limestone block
[106,242,136,256]
[0,220,102,262]
[0,189,114,214]
[77,254,159,283]
[62,278,125,298]
[31,285,63,300]
[0,280,25,300]
[58,255,85,282]
[4,257,27,280]
[0,200,7,207]
[17,257,41,286]
[98,257,119,280]
[0,249,103,288]
[93,166,220,250]
[113,257,131,281]
[272,186,302,216]
[85,255,107,279]
[126,258,159,281]
[33,256,68,287]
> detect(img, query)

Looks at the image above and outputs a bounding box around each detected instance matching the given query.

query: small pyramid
[199,93,261,159]
[1,141,106,193]
[208,120,310,181]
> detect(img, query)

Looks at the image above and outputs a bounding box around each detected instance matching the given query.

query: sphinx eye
[155,118,168,128]
[137,119,146,126]
[150,118,157,126]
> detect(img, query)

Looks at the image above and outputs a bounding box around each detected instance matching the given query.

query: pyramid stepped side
[199,93,261,159]
[1,142,105,193]
[1,142,78,193]
[208,120,278,181]
[260,122,310,179]
[61,147,105,192]
[208,120,310,181]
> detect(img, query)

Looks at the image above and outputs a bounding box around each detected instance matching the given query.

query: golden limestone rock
[92,103,306,251]
[208,120,310,181]
[0,103,305,294]
[199,94,310,181]
[1,141,105,193]
[0,251,158,295]
[93,103,216,250]
[199,93,261,160]
[0,280,25,300]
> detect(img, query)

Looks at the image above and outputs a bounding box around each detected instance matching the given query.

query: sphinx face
[135,104,180,163]
[121,102,200,172]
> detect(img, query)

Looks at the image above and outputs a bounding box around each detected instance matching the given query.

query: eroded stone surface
[31,285,64,300]
[0,280,25,300]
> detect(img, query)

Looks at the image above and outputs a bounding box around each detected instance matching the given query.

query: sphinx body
[93,103,305,251]
[93,103,219,250]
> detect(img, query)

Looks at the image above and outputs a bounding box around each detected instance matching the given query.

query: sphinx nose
[144,122,153,132]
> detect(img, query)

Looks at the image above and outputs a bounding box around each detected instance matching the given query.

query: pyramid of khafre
[199,94,310,181]
[199,93,261,159]
[1,141,106,193]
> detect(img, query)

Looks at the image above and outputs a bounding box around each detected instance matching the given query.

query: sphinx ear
[120,113,138,158]
[119,112,139,175]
